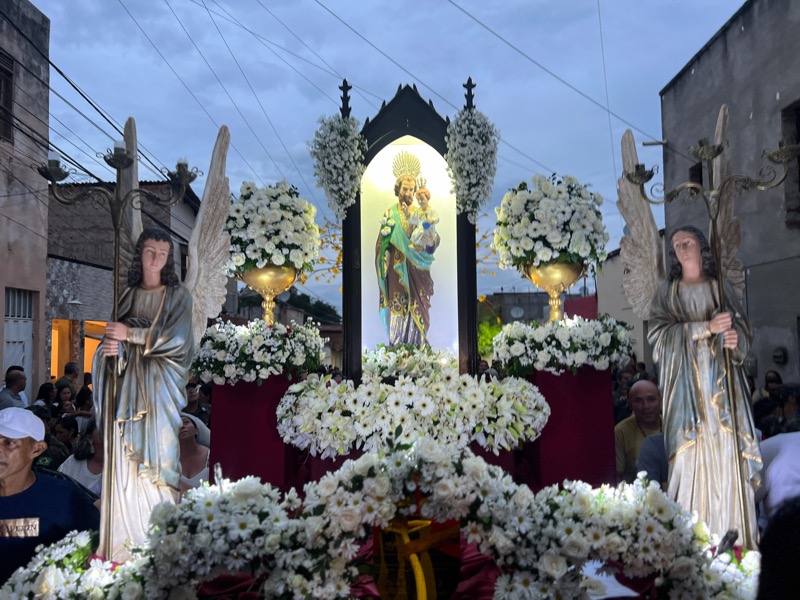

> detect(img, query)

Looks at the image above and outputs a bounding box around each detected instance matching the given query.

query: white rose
[509,341,526,357]
[338,506,361,532]
[232,476,263,500]
[539,551,568,579]
[34,565,66,597]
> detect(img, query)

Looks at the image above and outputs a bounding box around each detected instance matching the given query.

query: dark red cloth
[564,295,598,319]
[210,377,302,492]
[197,573,262,599]
[526,367,616,488]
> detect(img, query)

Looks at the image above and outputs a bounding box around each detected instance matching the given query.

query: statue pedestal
[526,367,616,488]
[210,377,302,492]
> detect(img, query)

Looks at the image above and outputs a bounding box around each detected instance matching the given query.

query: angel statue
[93,123,231,561]
[617,107,761,548]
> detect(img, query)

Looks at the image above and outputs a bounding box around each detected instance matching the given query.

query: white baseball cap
[0,407,45,442]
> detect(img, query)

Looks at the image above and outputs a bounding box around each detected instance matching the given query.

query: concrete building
[0,0,50,398]
[660,0,800,382]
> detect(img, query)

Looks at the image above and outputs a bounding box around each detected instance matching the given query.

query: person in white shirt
[756,414,800,526]
[57,420,102,496]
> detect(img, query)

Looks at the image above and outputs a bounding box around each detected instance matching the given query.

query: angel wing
[117,117,143,297]
[185,126,232,346]
[616,129,666,319]
[709,105,745,300]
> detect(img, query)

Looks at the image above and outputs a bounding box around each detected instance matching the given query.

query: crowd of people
[0,362,214,580]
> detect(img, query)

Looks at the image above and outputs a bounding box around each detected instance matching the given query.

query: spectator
[0,407,99,582]
[613,367,636,423]
[753,397,783,436]
[32,382,56,408]
[73,387,95,435]
[26,406,69,470]
[752,370,782,405]
[58,421,103,497]
[179,414,210,493]
[478,359,499,381]
[199,382,212,408]
[54,383,74,415]
[0,366,29,407]
[182,378,210,428]
[0,370,27,410]
[779,383,798,421]
[52,416,79,454]
[54,361,80,401]
[636,433,668,490]
[615,380,662,483]
[332,370,344,384]
[755,414,800,524]
[757,496,800,599]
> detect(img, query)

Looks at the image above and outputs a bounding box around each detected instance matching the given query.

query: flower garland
[5,442,759,599]
[276,367,550,458]
[308,114,368,220]
[493,314,632,376]
[191,319,327,385]
[225,180,320,278]
[362,344,457,379]
[493,174,609,275]
[445,108,499,223]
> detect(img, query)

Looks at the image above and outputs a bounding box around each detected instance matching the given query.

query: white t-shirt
[758,431,800,520]
[58,455,102,495]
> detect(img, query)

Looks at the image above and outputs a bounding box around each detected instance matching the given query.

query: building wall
[0,0,50,396]
[661,0,800,382]
[596,252,652,370]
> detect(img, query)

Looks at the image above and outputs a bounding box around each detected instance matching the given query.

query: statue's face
[416,192,429,210]
[141,239,171,277]
[398,179,415,207]
[671,230,701,272]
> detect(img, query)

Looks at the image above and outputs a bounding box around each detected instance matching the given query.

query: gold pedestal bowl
[522,262,585,322]
[239,264,299,325]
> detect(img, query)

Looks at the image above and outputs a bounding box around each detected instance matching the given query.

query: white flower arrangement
[309,114,368,220]
[493,314,632,376]
[445,108,499,223]
[191,318,327,386]
[276,367,550,458]
[362,344,457,379]
[225,180,320,277]
[493,173,609,274]
[5,443,758,600]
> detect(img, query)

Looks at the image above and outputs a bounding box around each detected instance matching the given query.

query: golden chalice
[522,262,585,322]
[239,264,299,325]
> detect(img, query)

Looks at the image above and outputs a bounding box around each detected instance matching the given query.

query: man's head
[64,361,79,380]
[0,408,46,488]
[627,379,662,429]
[394,175,416,207]
[4,369,27,393]
[765,370,783,399]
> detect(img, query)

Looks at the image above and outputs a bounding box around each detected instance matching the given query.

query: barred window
[4,288,34,319]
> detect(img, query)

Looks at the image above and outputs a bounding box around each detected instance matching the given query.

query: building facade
[661,0,800,382]
[0,0,50,397]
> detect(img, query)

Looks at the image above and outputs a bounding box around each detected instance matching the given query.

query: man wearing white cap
[0,407,99,582]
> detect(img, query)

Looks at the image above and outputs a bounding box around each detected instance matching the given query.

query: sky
[30,0,746,311]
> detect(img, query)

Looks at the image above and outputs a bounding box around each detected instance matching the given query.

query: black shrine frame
[341,81,478,380]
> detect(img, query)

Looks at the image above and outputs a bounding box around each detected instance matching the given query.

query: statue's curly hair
[393,174,417,197]
[667,224,717,282]
[127,227,180,288]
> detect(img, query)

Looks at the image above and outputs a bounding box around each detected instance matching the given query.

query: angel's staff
[620,105,800,549]
[38,118,199,558]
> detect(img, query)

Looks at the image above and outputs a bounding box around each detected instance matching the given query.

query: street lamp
[622,121,800,549]
[38,143,198,558]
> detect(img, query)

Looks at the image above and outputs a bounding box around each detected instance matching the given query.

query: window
[4,287,33,319]
[688,161,703,186]
[0,50,13,143]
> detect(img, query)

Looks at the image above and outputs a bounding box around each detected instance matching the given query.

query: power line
[116,0,267,187]
[252,0,379,111]
[199,0,322,207]
[163,0,285,180]
[311,0,553,173]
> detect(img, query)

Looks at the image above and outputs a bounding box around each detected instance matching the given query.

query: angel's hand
[105,322,130,341]
[709,312,732,334]
[103,339,119,356]
[721,329,738,349]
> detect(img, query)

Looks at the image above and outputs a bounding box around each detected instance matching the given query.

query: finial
[339,79,352,118]
[463,77,475,110]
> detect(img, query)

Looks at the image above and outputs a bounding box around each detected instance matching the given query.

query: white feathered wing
[616,129,666,319]
[185,126,232,346]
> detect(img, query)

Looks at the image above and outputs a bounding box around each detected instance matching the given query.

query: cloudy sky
[32,0,744,310]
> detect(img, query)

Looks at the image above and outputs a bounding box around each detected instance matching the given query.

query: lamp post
[38,145,197,558]
[623,126,800,549]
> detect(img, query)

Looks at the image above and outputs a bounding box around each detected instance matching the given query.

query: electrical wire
[163,0,285,180]
[199,0,322,207]
[117,0,267,187]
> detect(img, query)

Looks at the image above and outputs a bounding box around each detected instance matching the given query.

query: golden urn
[522,262,585,322]
[239,264,299,325]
